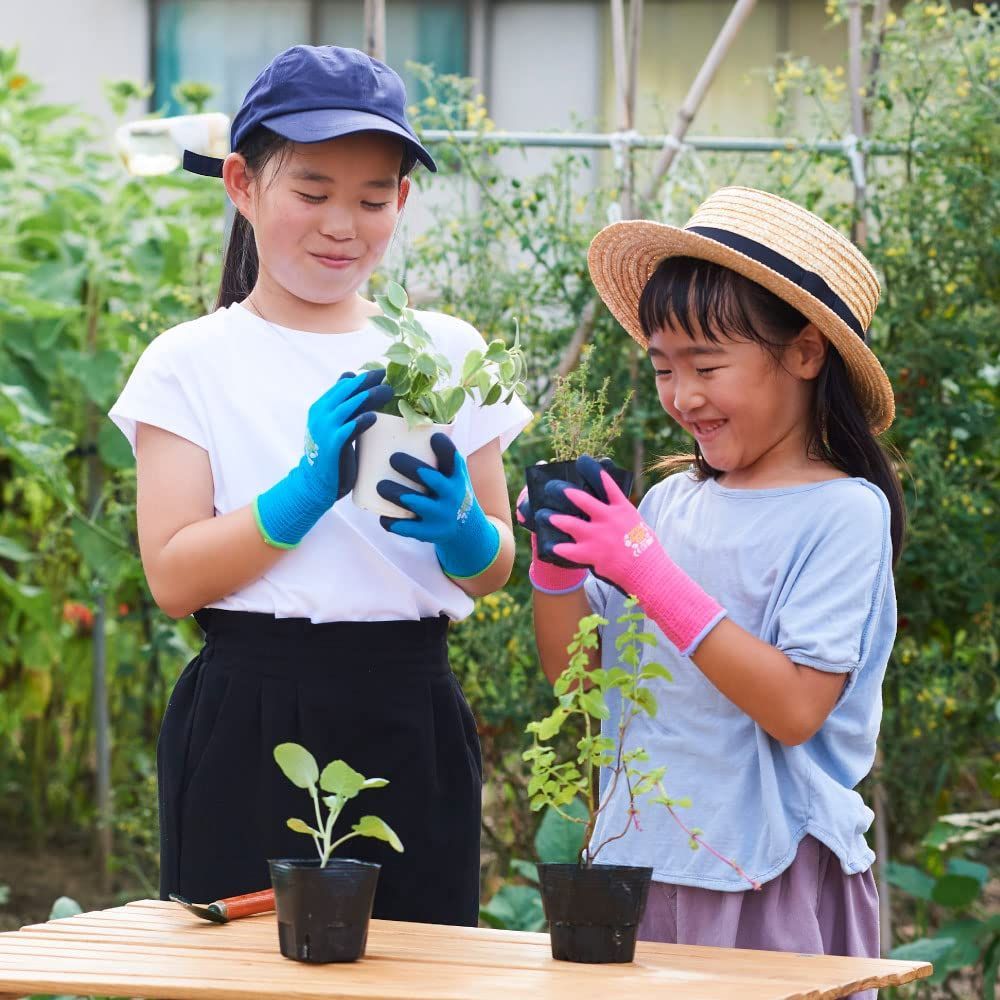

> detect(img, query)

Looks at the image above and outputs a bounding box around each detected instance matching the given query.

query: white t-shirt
[109,302,532,623]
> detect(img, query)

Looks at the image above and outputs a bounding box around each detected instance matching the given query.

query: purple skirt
[638,836,880,1000]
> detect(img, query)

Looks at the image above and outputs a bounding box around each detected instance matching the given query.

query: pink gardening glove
[516,485,588,595]
[540,456,726,655]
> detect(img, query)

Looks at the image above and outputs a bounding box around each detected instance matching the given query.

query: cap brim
[588,221,895,434]
[262,108,437,172]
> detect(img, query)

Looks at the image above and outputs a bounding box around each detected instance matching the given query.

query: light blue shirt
[585,472,896,890]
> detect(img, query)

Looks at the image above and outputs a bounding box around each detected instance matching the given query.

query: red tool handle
[218,888,275,919]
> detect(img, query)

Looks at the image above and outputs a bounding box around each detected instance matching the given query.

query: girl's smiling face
[227,131,409,310]
[648,319,827,487]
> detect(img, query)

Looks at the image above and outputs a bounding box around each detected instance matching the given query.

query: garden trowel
[169,888,275,923]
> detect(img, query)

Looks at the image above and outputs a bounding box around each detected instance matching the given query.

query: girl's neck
[243,277,379,334]
[718,429,847,491]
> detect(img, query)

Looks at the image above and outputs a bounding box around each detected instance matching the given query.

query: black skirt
[157,608,482,926]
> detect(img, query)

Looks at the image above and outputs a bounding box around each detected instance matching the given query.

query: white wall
[488,1,603,179]
[3,0,150,131]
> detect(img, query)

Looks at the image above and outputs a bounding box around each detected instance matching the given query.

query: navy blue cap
[183,45,436,176]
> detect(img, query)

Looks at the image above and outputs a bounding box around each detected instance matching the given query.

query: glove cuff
[254,463,337,548]
[528,532,588,594]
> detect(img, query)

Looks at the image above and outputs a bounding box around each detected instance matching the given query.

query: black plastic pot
[268,857,380,963]
[537,862,653,964]
[525,459,634,568]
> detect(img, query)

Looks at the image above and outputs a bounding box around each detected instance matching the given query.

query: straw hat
[588,186,895,433]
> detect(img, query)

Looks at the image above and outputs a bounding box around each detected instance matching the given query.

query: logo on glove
[457,485,474,523]
[304,429,319,466]
[623,523,654,557]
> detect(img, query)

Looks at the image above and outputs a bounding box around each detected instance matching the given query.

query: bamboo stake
[363,0,386,62]
[846,0,868,247]
[642,0,758,200]
[549,0,758,394]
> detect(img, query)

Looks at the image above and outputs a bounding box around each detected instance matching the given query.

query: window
[153,0,468,117]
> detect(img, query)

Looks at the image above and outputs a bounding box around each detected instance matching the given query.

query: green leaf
[273,743,319,789]
[398,397,432,429]
[362,777,389,789]
[286,817,320,837]
[533,800,588,863]
[438,387,467,423]
[385,342,414,365]
[889,936,957,965]
[97,421,135,469]
[461,350,483,382]
[641,662,673,682]
[509,859,539,884]
[72,518,130,588]
[479,884,545,932]
[886,861,936,901]
[945,858,990,885]
[48,896,83,920]
[371,314,400,335]
[0,384,50,425]
[484,383,503,406]
[386,281,408,312]
[415,353,438,378]
[0,536,33,562]
[353,815,404,852]
[932,874,981,908]
[319,759,366,798]
[375,293,402,318]
[579,690,609,720]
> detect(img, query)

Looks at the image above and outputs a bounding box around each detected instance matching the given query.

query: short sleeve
[108,329,208,456]
[774,483,892,681]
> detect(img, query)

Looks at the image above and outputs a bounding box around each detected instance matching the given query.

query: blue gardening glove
[254,370,392,548]
[377,433,501,580]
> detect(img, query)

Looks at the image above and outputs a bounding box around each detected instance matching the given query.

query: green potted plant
[268,743,403,964]
[523,601,755,963]
[524,347,633,567]
[352,281,527,517]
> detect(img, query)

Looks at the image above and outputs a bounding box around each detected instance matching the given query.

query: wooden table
[0,899,931,999]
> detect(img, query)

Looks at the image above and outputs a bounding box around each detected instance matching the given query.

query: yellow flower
[884,11,897,28]
[9,74,28,91]
[956,83,970,98]
[928,247,937,258]
[911,727,922,739]
[944,281,957,295]
[786,63,804,80]
[424,96,437,108]
[407,104,418,116]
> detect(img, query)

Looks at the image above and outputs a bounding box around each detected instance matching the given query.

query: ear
[222,153,256,225]
[397,175,411,212]
[788,323,828,380]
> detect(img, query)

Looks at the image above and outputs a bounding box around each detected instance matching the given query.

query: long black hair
[215,126,417,310]
[639,256,906,565]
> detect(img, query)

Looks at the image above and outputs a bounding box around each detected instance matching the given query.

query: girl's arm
[541,457,850,747]
[136,423,286,619]
[532,587,596,685]
[692,622,847,745]
[458,439,515,597]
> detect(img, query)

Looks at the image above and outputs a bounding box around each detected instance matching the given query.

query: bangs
[638,256,807,345]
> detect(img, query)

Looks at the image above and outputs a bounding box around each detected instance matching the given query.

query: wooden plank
[0,900,932,1000]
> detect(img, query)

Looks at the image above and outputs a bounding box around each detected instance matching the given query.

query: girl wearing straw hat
[109,45,530,926]
[522,187,903,979]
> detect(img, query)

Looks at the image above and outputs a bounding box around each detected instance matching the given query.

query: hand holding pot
[516,485,588,596]
[539,456,727,656]
[254,370,392,548]
[377,433,501,580]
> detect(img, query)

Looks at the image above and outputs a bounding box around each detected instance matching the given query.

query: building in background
[8,0,857,140]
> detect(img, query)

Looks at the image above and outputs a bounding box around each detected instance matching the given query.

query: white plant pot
[352,412,455,518]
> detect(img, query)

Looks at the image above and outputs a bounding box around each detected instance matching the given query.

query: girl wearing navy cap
[109,45,531,926]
